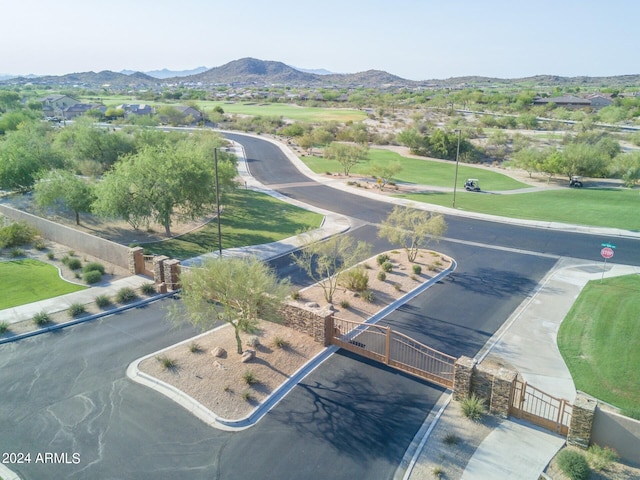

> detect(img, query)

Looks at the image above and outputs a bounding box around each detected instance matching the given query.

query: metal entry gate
[328,316,456,389]
[510,378,572,435]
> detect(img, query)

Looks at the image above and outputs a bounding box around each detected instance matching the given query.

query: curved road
[1,133,638,479]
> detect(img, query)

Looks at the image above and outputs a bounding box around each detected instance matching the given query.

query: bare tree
[294,235,370,304]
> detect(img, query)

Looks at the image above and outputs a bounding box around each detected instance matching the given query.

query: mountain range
[2,57,639,88]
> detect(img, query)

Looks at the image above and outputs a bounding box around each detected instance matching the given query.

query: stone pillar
[153,255,169,285]
[128,247,145,275]
[471,363,495,408]
[163,259,181,291]
[453,356,475,401]
[489,368,518,418]
[568,392,597,449]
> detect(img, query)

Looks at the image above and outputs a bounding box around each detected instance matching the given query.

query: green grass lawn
[302,148,529,190]
[89,96,366,123]
[0,259,87,310]
[557,275,640,417]
[399,187,639,231]
[142,189,323,259]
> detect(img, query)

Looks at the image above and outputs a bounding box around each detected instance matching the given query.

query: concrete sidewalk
[405,260,640,480]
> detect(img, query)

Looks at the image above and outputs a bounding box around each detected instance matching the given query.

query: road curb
[0,293,175,346]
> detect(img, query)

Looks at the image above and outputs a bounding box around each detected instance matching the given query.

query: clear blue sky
[2,0,638,80]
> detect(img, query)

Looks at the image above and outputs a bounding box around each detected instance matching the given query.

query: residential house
[532,95,591,109]
[40,94,80,117]
[174,105,203,124]
[116,103,154,117]
[63,103,106,119]
[585,94,614,108]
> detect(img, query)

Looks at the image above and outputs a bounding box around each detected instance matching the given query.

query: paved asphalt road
[1,132,638,479]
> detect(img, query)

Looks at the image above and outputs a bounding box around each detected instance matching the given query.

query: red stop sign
[601,247,614,259]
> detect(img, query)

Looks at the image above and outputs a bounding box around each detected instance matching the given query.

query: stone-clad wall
[453,356,516,418]
[568,393,597,449]
[279,302,333,344]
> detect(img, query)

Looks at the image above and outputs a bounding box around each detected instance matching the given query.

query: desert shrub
[290,290,301,300]
[377,271,386,281]
[376,253,390,265]
[461,394,487,422]
[393,282,401,291]
[83,270,102,284]
[115,287,137,303]
[10,248,24,258]
[69,303,86,317]
[245,335,260,347]
[432,466,444,478]
[412,264,422,275]
[272,336,290,349]
[0,221,37,248]
[33,311,50,326]
[241,391,253,401]
[340,299,350,308]
[67,258,82,270]
[95,295,111,308]
[61,255,70,265]
[340,267,369,292]
[189,342,203,353]
[361,289,375,303]
[557,449,590,480]
[587,444,619,471]
[46,251,55,260]
[443,432,460,446]
[381,261,393,273]
[243,370,258,385]
[141,283,156,295]
[0,321,9,334]
[34,238,47,250]
[156,355,176,370]
[83,262,105,274]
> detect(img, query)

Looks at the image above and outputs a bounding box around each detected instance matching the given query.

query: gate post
[453,356,475,401]
[324,316,334,347]
[384,326,391,365]
[567,392,596,449]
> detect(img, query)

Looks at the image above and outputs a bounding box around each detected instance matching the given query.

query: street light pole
[452,129,461,208]
[214,147,223,259]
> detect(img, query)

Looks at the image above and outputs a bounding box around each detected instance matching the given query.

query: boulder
[211,346,226,358]
[241,349,256,363]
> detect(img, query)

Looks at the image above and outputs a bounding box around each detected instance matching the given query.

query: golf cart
[464,178,481,192]
[569,176,583,188]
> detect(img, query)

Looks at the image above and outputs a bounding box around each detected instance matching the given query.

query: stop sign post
[601,247,614,259]
[600,243,616,282]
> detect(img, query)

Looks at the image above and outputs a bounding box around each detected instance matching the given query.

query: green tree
[558,143,607,181]
[610,151,640,187]
[53,119,134,173]
[397,128,427,155]
[323,142,369,176]
[370,161,402,190]
[34,170,95,225]
[177,256,290,355]
[378,205,447,262]
[509,148,545,177]
[93,137,236,236]
[0,121,64,191]
[294,235,370,303]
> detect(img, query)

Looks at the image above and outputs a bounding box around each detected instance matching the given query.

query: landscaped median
[130,249,454,429]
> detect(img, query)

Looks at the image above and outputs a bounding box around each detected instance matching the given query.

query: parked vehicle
[464,178,481,192]
[569,176,583,188]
